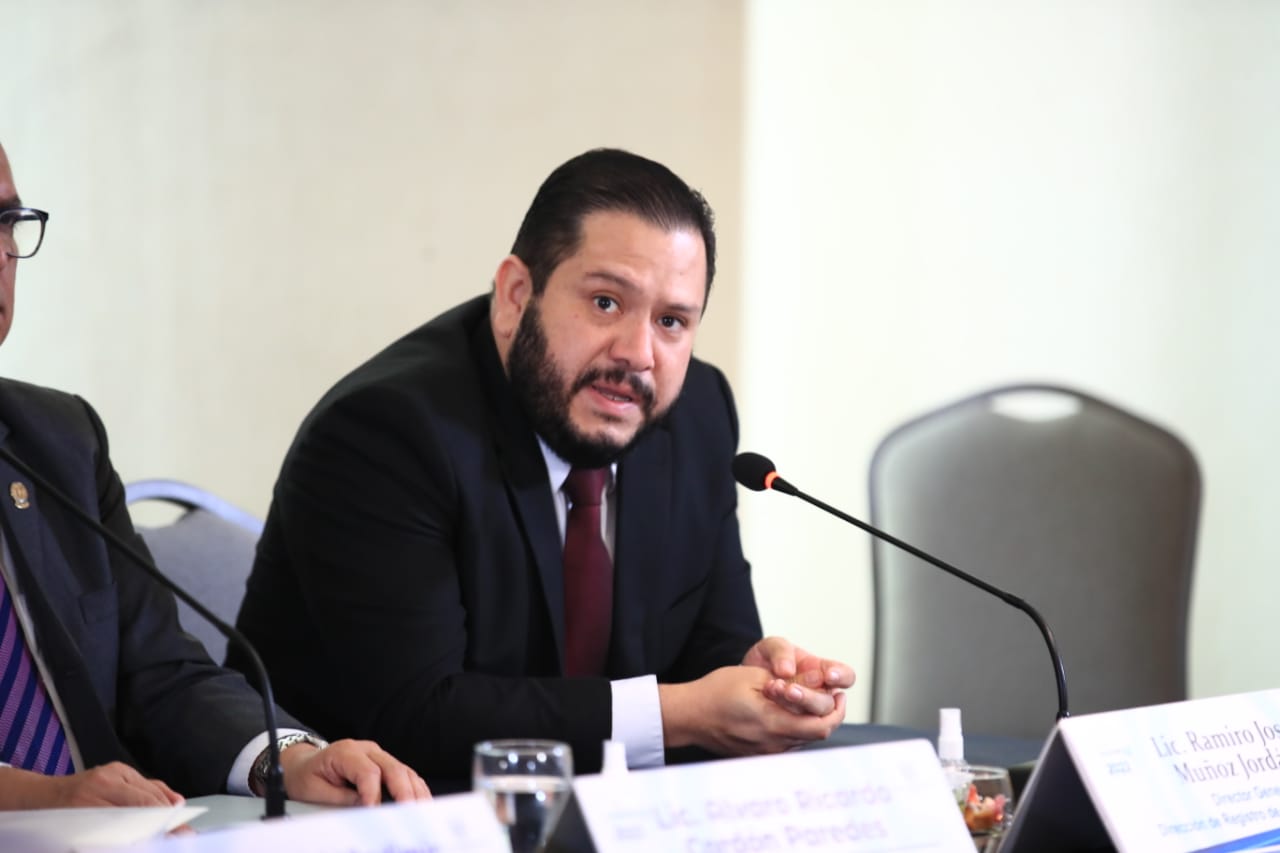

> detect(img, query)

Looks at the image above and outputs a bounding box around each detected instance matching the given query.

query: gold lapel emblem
[9,482,30,510]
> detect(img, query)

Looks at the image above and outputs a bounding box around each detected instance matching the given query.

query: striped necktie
[0,571,74,774]
[562,467,612,677]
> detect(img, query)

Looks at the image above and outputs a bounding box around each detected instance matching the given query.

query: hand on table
[0,762,183,809]
[280,739,431,806]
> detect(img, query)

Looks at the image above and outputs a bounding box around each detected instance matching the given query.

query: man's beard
[506,299,663,468]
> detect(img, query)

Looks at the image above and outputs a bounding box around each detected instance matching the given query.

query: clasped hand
[743,635,855,718]
[658,636,854,758]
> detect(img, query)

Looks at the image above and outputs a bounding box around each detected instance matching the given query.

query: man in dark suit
[232,149,854,791]
[0,141,430,809]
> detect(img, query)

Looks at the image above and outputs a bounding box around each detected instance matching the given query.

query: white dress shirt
[538,441,664,769]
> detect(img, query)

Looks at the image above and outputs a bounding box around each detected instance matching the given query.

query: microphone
[0,445,290,818]
[732,450,1070,722]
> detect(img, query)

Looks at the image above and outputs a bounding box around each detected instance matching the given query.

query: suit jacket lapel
[470,317,569,669]
[0,436,125,770]
[0,456,79,622]
[0,421,48,586]
[611,426,672,675]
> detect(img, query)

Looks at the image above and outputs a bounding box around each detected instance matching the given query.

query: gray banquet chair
[868,384,1200,740]
[125,479,264,664]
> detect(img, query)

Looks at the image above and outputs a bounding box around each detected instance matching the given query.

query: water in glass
[474,739,573,853]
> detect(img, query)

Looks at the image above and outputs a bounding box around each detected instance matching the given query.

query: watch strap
[249,732,329,795]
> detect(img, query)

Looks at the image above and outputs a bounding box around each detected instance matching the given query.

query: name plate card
[118,792,509,853]
[571,739,973,851]
[1006,688,1280,852]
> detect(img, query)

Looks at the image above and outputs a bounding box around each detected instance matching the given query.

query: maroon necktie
[562,468,612,677]
[0,571,74,775]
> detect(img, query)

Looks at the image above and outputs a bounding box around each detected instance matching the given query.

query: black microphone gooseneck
[732,450,1070,723]
[0,445,289,818]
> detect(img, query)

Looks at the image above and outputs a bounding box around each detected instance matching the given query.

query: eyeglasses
[1,208,49,259]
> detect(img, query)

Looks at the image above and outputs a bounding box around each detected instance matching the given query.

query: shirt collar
[537,437,616,495]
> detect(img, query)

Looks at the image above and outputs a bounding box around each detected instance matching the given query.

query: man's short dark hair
[510,148,717,298]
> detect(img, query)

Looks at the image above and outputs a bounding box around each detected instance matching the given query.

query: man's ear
[491,254,533,346]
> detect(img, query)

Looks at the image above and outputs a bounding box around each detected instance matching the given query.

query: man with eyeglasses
[0,141,431,809]
[0,206,46,347]
[0,208,46,262]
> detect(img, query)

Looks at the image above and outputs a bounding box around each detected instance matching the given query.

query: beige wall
[4,0,1279,724]
[1,0,744,519]
[740,0,1280,719]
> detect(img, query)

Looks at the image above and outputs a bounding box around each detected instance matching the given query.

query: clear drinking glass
[956,765,1015,852]
[473,739,574,853]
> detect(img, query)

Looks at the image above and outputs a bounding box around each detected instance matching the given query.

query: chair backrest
[125,479,263,664]
[868,384,1200,740]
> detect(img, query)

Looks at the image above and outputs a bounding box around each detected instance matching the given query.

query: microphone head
[732,452,778,492]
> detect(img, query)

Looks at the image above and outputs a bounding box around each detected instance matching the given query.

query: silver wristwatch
[250,732,329,794]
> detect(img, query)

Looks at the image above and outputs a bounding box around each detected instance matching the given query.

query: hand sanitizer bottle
[938,707,973,798]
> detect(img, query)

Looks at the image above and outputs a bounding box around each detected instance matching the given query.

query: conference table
[184,722,1044,830]
[817,722,1045,797]
[7,723,1042,850]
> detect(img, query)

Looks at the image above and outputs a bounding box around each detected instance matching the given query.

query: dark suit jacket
[232,294,763,788]
[0,378,298,795]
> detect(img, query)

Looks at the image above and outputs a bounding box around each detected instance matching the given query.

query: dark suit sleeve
[655,364,762,683]
[76,398,299,794]
[245,382,611,783]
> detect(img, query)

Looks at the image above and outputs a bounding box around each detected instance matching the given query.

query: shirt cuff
[227,728,310,796]
[610,675,665,769]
